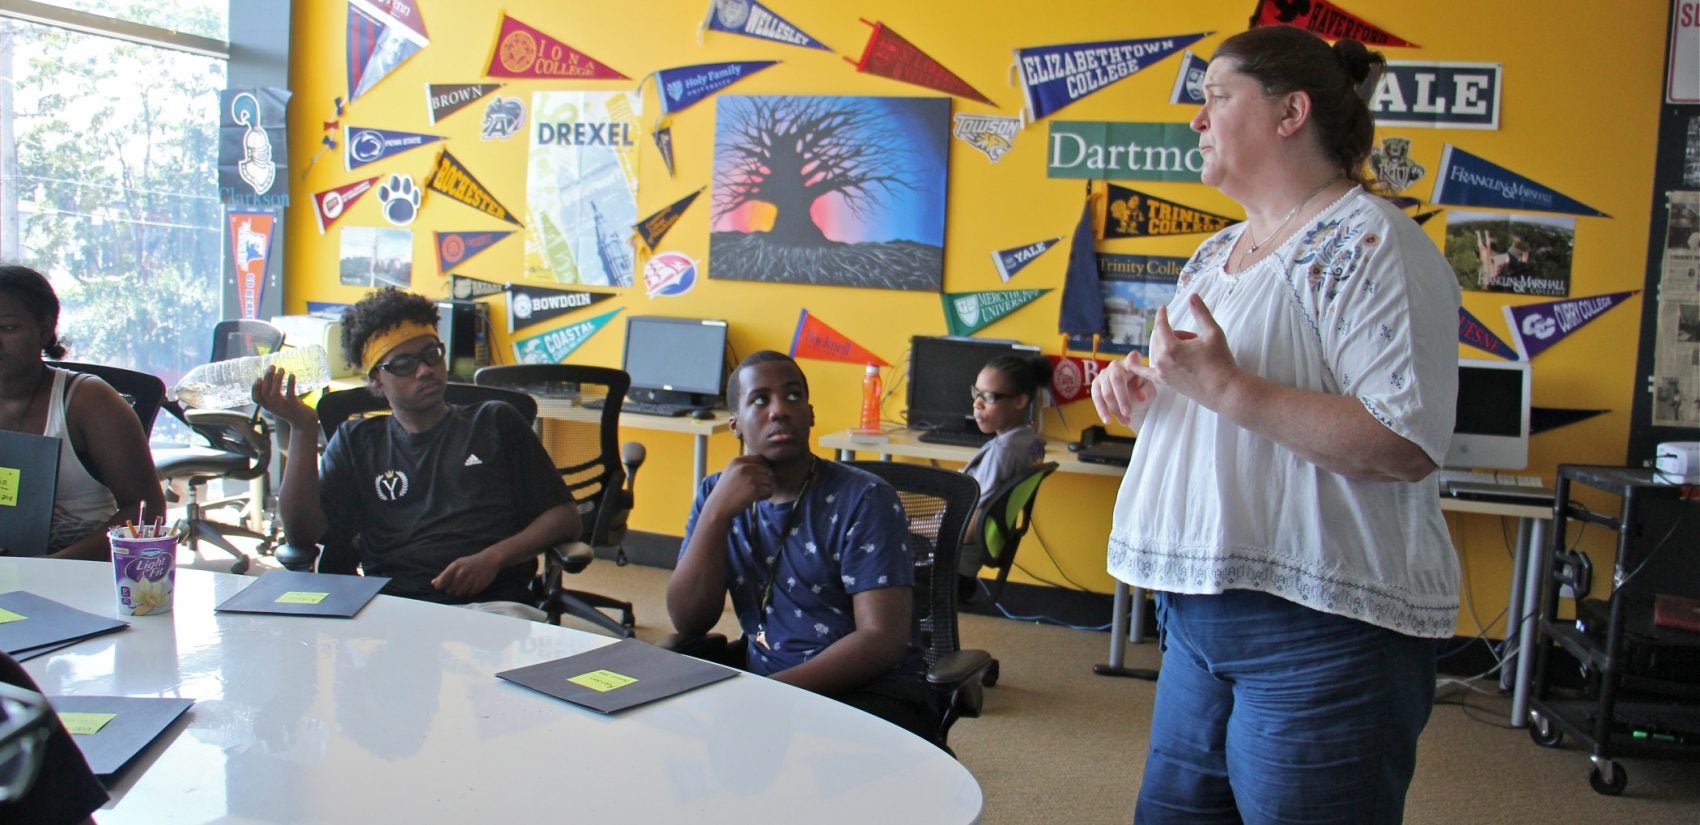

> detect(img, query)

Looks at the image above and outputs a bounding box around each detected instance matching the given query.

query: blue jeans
[1135,589,1437,825]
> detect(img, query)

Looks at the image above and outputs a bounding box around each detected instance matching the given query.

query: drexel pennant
[1014,33,1207,123]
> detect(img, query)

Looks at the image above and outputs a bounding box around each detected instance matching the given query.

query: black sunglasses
[376,341,447,377]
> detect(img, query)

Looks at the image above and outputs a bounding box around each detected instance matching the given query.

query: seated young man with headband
[252,288,579,613]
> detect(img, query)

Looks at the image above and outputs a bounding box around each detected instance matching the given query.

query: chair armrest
[654,632,731,657]
[545,540,594,576]
[928,648,994,688]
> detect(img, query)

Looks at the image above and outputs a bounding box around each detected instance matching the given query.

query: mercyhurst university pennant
[941,289,1050,336]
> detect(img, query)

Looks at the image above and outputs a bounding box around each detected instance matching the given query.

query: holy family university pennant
[941,289,1050,337]
[790,310,888,366]
[1014,33,1208,123]
[427,149,521,226]
[485,12,628,80]
[1099,184,1238,239]
[649,62,778,130]
[699,0,831,51]
[852,20,993,105]
[1248,0,1418,48]
[513,309,623,365]
[506,284,616,334]
[347,0,429,102]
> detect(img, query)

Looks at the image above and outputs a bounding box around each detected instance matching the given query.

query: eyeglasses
[969,386,1012,405]
[376,341,447,377]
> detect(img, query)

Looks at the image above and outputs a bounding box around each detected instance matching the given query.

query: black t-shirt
[319,401,572,604]
[0,653,109,825]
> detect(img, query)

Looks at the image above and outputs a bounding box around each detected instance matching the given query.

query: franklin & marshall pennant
[1249,0,1416,48]
[1502,291,1637,361]
[1101,184,1238,239]
[451,274,507,299]
[427,148,521,225]
[634,188,704,254]
[344,125,444,170]
[1457,306,1518,361]
[485,13,628,80]
[505,284,615,333]
[427,83,503,124]
[513,308,622,364]
[789,309,888,366]
[435,230,513,275]
[347,0,429,102]
[1431,145,1608,218]
[992,237,1062,282]
[311,176,379,234]
[942,289,1050,337]
[651,62,778,124]
[1014,33,1207,123]
[699,0,830,52]
[853,20,993,105]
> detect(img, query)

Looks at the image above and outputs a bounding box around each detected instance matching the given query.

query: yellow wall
[285,1,1669,636]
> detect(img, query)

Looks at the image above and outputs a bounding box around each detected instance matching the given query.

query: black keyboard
[916,428,992,448]
[618,399,697,417]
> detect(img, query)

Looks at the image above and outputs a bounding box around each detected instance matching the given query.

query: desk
[10,559,981,824]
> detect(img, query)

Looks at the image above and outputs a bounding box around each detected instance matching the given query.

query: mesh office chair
[475,364,642,637]
[52,362,166,436]
[151,320,287,574]
[292,384,604,629]
[966,461,1059,609]
[845,460,994,749]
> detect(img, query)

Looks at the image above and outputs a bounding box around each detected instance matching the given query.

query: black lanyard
[753,458,818,644]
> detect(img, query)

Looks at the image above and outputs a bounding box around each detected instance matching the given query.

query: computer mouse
[1067,441,1082,452]
[690,407,714,420]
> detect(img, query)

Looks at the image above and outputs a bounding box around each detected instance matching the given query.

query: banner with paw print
[376,173,422,226]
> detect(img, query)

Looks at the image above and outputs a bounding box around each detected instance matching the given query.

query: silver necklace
[1242,178,1338,255]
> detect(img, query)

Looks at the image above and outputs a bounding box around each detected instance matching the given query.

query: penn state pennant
[426,83,504,124]
[1100,184,1238,239]
[344,126,444,171]
[1014,33,1208,123]
[1431,145,1609,218]
[513,308,623,364]
[941,289,1050,337]
[506,284,615,333]
[992,237,1062,282]
[435,230,512,275]
[699,0,830,52]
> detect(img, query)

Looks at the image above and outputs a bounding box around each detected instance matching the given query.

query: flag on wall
[1169,50,1207,105]
[513,308,622,364]
[426,83,503,124]
[992,237,1062,282]
[1502,291,1638,360]
[435,230,512,275]
[485,13,628,80]
[347,0,429,102]
[1058,188,1106,338]
[1014,33,1207,123]
[218,88,290,209]
[654,126,676,177]
[852,21,993,105]
[699,0,830,51]
[506,284,616,333]
[1248,0,1417,48]
[789,309,888,366]
[1457,306,1518,360]
[1047,354,1112,405]
[426,148,520,225]
[649,61,778,126]
[450,274,506,299]
[1529,407,1608,436]
[633,188,703,255]
[311,176,378,234]
[941,289,1050,336]
[1099,184,1238,239]
[1431,145,1609,218]
[1413,209,1443,226]
[344,125,443,170]
[228,210,276,320]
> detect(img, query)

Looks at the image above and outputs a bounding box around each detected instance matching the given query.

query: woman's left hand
[1130,294,1240,410]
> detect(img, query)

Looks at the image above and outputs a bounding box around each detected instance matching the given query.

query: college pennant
[1100,184,1238,239]
[435,230,512,275]
[485,13,628,80]
[1529,407,1608,436]
[1457,306,1518,360]
[1501,291,1638,361]
[653,126,676,177]
[426,148,520,225]
[505,284,616,333]
[1431,145,1609,218]
[426,83,504,124]
[1248,0,1417,48]
[1169,50,1208,105]
[1047,355,1112,405]
[650,61,778,126]
[1413,209,1444,226]
[633,188,704,254]
[450,274,507,300]
[228,210,277,320]
[513,308,623,364]
[851,20,993,105]
[311,176,379,234]
[699,0,831,51]
[347,0,429,102]
[992,237,1062,282]
[941,289,1051,337]
[1058,188,1107,338]
[1014,33,1208,123]
[789,309,889,366]
[344,125,444,170]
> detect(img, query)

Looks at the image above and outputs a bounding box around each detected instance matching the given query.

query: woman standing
[1091,27,1460,824]
[0,265,163,558]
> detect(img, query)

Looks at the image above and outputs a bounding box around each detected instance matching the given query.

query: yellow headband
[361,321,440,374]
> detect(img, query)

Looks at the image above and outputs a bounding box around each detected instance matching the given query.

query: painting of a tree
[710,95,949,291]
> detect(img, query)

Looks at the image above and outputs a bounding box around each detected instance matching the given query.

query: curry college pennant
[427,149,520,225]
[992,237,1062,282]
[1501,291,1638,361]
[435,230,512,275]
[651,62,778,125]
[344,126,444,171]
[311,176,378,234]
[1169,50,1208,105]
[634,188,704,254]
[699,0,830,51]
[347,0,429,102]
[1014,33,1207,123]
[450,274,506,300]
[789,309,888,366]
[853,21,993,105]
[228,210,276,320]
[1101,184,1238,239]
[953,114,1021,163]
[426,83,504,124]
[513,308,622,364]
[1431,145,1608,218]
[941,289,1050,337]
[1248,0,1417,48]
[1457,306,1518,361]
[654,126,676,177]
[485,13,628,80]
[1047,354,1112,405]
[505,284,615,333]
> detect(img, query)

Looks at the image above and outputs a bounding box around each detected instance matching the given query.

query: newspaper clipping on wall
[1654,188,1700,426]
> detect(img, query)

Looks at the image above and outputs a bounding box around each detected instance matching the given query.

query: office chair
[287,384,607,631]
[52,362,166,436]
[151,320,287,575]
[475,364,642,637]
[845,460,994,750]
[966,462,1060,610]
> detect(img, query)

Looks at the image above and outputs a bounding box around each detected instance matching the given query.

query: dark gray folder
[214,570,389,617]
[496,638,739,714]
[0,429,62,555]
[0,591,128,657]
[49,695,194,780]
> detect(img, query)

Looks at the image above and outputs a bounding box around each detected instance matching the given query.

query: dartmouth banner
[1048,121,1202,181]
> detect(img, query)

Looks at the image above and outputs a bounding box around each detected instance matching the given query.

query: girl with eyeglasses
[956,353,1051,584]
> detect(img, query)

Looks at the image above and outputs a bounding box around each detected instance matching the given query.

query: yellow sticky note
[0,466,20,507]
[568,669,638,693]
[58,712,118,736]
[275,591,330,605]
[0,607,25,624]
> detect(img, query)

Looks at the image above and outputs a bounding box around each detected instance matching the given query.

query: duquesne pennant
[505,284,616,333]
[1457,306,1518,361]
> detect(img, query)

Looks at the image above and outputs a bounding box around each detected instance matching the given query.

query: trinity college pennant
[1100,184,1238,239]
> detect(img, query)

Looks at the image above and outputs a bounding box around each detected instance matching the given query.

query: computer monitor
[907,336,1042,433]
[622,316,729,406]
[436,300,490,381]
[1444,358,1531,470]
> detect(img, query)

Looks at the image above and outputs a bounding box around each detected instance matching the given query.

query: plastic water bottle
[859,363,882,433]
[169,344,333,410]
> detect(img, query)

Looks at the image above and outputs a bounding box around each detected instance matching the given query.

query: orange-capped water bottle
[859,363,882,433]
